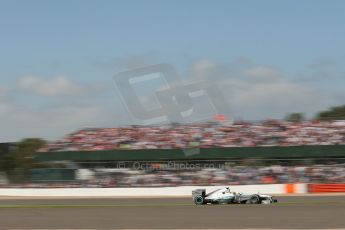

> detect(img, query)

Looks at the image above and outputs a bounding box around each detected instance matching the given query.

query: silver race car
[192,187,278,205]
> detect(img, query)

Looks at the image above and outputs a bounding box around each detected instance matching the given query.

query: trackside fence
[308,183,345,193]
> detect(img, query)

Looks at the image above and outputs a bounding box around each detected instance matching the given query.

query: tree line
[286,105,345,122]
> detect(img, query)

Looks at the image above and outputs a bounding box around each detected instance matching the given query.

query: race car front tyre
[249,195,260,204]
[194,195,204,205]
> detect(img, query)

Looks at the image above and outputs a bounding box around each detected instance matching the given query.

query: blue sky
[0,0,345,141]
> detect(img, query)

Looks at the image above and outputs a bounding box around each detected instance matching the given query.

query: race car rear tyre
[249,195,260,204]
[194,195,204,205]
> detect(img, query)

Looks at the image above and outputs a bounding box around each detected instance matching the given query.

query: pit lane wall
[0,184,308,197]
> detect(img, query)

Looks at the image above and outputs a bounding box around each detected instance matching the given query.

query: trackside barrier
[308,184,345,193]
[284,183,307,194]
[0,184,307,197]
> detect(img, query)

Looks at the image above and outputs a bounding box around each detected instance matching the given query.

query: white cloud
[1,58,344,142]
[185,59,342,120]
[0,77,115,142]
[0,103,10,115]
[245,66,280,82]
[0,85,8,97]
[0,85,10,115]
[191,59,216,75]
[0,85,5,93]
[17,76,85,97]
[226,81,337,119]
[0,103,115,142]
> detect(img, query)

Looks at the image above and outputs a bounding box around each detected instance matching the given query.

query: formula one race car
[192,187,277,205]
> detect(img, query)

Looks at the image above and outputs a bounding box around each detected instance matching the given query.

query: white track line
[9,229,345,230]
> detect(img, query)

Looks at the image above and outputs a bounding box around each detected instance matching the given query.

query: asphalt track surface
[0,196,344,229]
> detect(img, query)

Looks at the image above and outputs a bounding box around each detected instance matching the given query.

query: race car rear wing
[192,189,206,199]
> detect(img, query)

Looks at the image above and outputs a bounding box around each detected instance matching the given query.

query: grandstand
[39,120,345,152]
[1,119,344,187]
[24,119,345,187]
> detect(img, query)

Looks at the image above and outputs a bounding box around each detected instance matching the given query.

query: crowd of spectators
[39,120,345,152]
[2,164,344,188]
[82,164,345,187]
